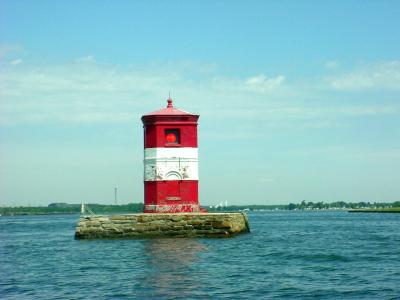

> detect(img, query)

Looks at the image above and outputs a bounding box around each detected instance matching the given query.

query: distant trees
[207,200,398,212]
[1,200,399,215]
[0,203,144,216]
[392,201,400,208]
[285,201,396,210]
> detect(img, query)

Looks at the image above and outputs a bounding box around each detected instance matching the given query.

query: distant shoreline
[0,212,79,217]
[1,201,399,216]
[348,208,400,213]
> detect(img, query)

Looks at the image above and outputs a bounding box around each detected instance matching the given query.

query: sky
[0,1,400,206]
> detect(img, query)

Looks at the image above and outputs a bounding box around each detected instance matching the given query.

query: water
[1,211,399,299]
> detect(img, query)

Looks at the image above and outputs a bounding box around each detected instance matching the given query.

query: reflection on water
[145,238,208,268]
[134,239,208,298]
[3,213,400,299]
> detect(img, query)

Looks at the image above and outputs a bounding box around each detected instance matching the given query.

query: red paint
[144,124,197,148]
[142,98,204,213]
[142,98,198,117]
[144,181,199,212]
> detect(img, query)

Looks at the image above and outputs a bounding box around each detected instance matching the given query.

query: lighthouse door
[165,172,181,201]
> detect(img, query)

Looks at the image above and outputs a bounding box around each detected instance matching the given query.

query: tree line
[0,203,144,216]
[1,200,399,215]
[208,200,400,212]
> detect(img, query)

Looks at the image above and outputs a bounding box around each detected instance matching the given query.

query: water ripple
[1,212,400,299]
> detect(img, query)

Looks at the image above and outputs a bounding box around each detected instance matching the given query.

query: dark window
[165,129,180,144]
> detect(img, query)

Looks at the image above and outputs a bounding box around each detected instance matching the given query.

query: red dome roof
[143,98,197,116]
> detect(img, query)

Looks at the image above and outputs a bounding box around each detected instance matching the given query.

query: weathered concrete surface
[75,212,250,239]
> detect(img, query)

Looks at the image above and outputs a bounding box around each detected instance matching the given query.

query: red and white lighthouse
[141,98,201,213]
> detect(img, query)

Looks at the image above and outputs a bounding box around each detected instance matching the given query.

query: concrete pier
[75,212,250,239]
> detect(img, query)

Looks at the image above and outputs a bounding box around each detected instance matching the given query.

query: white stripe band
[144,147,198,181]
[144,147,198,159]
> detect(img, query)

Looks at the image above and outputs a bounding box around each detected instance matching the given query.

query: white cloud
[245,74,285,93]
[339,105,399,116]
[0,59,399,127]
[258,177,276,183]
[10,59,22,66]
[325,60,339,69]
[209,73,285,95]
[0,61,202,124]
[289,145,400,163]
[0,44,23,60]
[75,55,96,64]
[325,61,400,90]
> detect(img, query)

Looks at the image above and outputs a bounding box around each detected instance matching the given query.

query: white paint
[165,171,182,180]
[144,147,198,181]
[144,147,198,159]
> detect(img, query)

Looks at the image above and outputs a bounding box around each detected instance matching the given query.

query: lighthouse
[75,98,250,238]
[141,98,201,213]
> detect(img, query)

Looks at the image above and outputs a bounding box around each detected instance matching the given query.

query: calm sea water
[1,211,399,299]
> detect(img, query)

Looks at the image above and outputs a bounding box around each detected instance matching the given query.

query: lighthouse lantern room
[141,98,201,213]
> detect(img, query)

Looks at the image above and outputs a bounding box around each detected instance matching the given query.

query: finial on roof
[167,93,173,108]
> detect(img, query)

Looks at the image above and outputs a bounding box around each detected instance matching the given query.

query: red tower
[141,98,201,213]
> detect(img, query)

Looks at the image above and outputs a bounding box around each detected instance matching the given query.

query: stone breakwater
[75,212,250,239]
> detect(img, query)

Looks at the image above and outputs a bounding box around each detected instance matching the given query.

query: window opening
[165,129,180,144]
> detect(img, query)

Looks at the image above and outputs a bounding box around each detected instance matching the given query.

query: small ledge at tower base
[75,212,250,239]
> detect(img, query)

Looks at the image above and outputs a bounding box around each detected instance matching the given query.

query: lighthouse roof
[143,98,197,116]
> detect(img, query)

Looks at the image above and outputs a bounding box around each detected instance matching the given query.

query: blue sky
[1,1,399,206]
